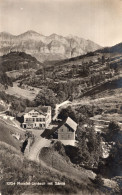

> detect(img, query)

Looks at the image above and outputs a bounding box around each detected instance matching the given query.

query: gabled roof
[24,106,50,116]
[25,107,35,113]
[56,117,77,132]
[42,117,77,139]
[41,126,58,139]
[65,117,77,131]
[17,112,25,117]
[37,106,49,113]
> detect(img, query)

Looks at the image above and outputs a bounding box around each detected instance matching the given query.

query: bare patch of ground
[5,82,40,100]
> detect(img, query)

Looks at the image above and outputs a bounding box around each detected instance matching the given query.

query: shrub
[108,121,120,133]
[93,174,104,187]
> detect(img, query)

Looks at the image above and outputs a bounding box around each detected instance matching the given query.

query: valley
[0,42,122,195]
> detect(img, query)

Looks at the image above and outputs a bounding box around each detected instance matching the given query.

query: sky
[0,0,122,47]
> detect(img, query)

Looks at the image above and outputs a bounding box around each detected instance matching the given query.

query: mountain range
[0,30,101,62]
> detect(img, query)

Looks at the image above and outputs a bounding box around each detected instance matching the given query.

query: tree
[35,88,58,107]
[108,121,120,133]
[58,91,66,102]
[25,131,33,139]
[58,106,77,122]
[76,124,102,168]
[106,121,120,141]
[93,174,104,187]
[102,55,105,65]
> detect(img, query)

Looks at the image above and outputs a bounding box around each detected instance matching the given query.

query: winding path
[53,100,70,120]
[26,137,95,184]
[27,137,51,161]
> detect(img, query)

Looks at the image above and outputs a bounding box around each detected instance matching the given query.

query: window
[61,129,63,132]
[68,135,70,139]
[39,118,45,122]
[26,118,33,122]
[29,118,33,122]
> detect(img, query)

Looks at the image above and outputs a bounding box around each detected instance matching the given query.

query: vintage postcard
[0,0,122,195]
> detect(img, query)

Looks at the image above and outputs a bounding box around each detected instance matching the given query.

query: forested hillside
[0,52,42,87]
[0,52,42,72]
[19,44,122,106]
[0,72,13,87]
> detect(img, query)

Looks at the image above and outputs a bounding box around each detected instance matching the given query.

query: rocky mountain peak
[20,30,42,36]
[0,30,102,62]
[0,31,14,39]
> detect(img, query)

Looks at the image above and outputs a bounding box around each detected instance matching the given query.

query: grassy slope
[0,143,102,195]
[83,76,122,98]
[40,147,95,182]
[6,82,40,101]
[3,45,121,104]
[0,119,23,150]
[20,46,121,103]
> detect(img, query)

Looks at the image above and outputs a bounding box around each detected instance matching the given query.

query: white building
[22,106,51,129]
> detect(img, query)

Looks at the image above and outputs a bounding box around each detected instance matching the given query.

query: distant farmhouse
[22,106,51,129]
[42,117,77,145]
[58,117,77,140]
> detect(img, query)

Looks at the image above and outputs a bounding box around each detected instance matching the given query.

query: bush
[93,174,104,187]
[106,121,120,141]
[108,121,120,133]
[58,106,77,122]
[76,125,102,168]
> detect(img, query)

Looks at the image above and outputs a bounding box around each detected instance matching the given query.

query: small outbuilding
[58,117,77,140]
[42,117,77,146]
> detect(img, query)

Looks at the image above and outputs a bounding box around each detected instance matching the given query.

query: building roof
[41,117,77,139]
[41,126,58,139]
[25,107,35,113]
[37,106,49,113]
[65,117,77,131]
[24,106,50,116]
[17,112,25,117]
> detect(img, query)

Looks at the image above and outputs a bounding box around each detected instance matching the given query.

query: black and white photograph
[0,0,122,194]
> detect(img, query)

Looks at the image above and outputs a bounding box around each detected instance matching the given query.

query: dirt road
[28,137,51,161]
